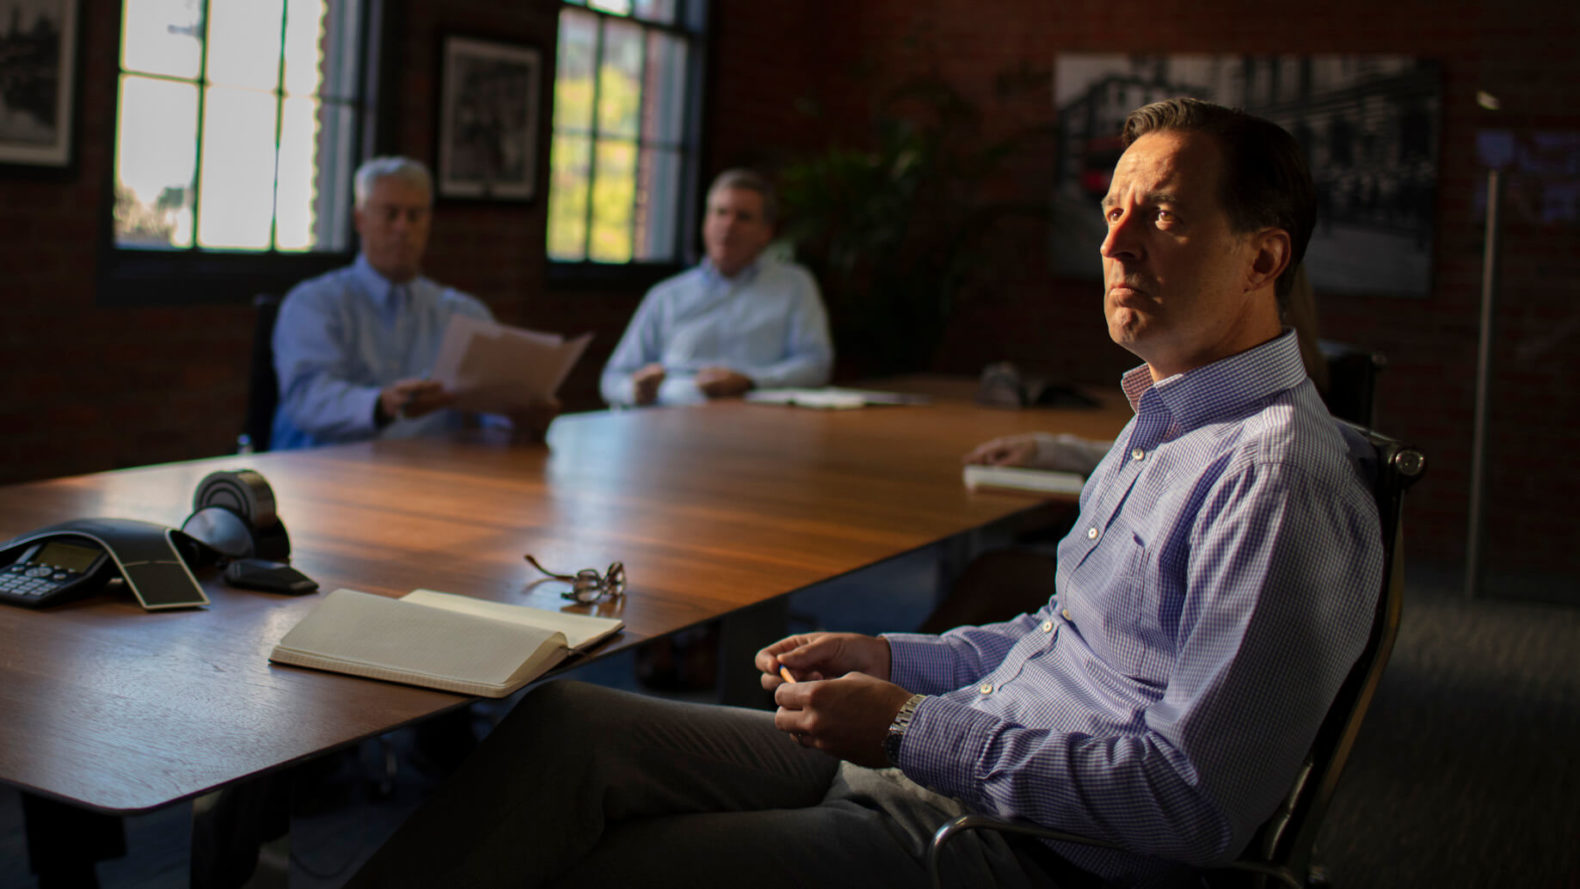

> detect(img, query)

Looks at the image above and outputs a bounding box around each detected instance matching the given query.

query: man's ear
[1245,229,1291,292]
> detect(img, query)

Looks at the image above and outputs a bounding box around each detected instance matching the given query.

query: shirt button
[1062,608,1072,620]
[978,683,994,695]
[1041,620,1054,633]
[1131,447,1145,461]
[1087,526,1099,540]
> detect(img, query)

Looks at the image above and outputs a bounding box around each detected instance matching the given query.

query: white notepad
[269,588,622,698]
[962,464,1086,496]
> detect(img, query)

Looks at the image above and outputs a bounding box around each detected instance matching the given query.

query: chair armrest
[925,814,1306,889]
[926,814,1116,889]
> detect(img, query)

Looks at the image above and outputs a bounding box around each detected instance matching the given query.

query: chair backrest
[1235,422,1426,880]
[1317,340,1387,428]
[242,294,283,453]
[926,423,1428,889]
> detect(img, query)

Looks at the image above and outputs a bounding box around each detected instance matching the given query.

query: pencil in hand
[779,665,797,684]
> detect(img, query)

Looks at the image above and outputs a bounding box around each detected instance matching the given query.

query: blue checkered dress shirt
[885,330,1383,886]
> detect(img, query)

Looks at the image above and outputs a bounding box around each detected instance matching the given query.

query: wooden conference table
[0,377,1128,822]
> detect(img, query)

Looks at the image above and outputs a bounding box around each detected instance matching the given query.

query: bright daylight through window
[548,0,700,264]
[113,0,364,253]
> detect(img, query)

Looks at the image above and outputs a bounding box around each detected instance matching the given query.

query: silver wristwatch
[883,693,926,766]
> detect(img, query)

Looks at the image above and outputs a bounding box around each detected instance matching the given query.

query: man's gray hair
[354,156,433,208]
[708,168,777,224]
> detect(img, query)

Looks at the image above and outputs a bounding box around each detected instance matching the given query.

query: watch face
[883,729,904,766]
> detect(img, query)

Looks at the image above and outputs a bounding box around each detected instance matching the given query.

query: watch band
[883,693,926,767]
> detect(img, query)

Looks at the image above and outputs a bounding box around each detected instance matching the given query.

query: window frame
[96,0,389,307]
[545,0,710,287]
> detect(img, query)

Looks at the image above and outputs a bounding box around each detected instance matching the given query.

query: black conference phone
[0,517,210,610]
[1,469,317,610]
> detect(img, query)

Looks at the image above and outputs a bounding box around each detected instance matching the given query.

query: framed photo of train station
[0,0,78,168]
[1051,53,1441,298]
[437,34,542,201]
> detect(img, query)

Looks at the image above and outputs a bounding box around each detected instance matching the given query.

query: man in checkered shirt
[348,98,1382,889]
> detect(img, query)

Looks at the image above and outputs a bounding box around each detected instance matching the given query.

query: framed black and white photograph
[1050,54,1442,298]
[0,0,78,168]
[437,35,541,201]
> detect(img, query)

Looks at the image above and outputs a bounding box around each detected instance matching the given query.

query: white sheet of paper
[430,315,592,413]
[744,387,932,410]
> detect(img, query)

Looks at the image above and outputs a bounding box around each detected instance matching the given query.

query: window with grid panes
[548,0,705,265]
[112,0,368,254]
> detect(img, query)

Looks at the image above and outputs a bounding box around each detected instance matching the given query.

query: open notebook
[269,588,623,697]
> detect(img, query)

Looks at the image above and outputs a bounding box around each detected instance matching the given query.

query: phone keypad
[1,563,83,603]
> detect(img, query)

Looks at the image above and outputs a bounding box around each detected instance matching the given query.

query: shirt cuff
[894,693,1002,799]
[657,376,706,405]
[358,387,385,433]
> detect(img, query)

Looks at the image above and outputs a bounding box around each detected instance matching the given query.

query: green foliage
[777,71,1056,376]
[113,183,182,247]
[547,60,644,262]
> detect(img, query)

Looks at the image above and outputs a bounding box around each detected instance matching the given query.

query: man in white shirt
[599,169,833,407]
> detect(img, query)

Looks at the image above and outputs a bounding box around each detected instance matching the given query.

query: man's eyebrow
[1101,191,1184,210]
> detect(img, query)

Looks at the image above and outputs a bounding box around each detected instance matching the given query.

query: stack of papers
[430,316,591,413]
[963,464,1086,496]
[745,387,932,410]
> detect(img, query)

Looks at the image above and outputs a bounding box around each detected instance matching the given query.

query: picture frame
[0,0,79,168]
[437,34,542,201]
[1050,53,1441,298]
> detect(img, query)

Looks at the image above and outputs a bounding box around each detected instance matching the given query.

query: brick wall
[3,0,1575,587]
[766,0,1580,584]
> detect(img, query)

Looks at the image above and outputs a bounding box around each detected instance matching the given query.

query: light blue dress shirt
[884,331,1383,886]
[599,257,833,406]
[271,254,496,450]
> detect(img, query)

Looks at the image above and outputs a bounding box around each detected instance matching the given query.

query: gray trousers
[346,680,1068,888]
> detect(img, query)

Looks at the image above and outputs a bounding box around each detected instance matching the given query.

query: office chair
[1317,340,1386,428]
[241,294,282,453]
[926,423,1427,889]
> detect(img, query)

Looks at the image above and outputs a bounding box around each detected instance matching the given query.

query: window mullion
[189,0,213,252]
[630,24,649,259]
[270,5,290,251]
[581,16,608,259]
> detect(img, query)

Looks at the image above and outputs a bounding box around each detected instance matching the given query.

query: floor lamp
[1465,98,1503,598]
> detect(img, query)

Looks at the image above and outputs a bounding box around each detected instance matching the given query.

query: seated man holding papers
[272,156,560,449]
[346,99,1383,889]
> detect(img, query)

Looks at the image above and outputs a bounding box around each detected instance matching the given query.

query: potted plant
[776,68,1057,379]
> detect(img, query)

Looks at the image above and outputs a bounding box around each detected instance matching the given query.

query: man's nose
[1100,212,1141,261]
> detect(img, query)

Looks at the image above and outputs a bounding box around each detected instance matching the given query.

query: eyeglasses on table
[524,554,626,604]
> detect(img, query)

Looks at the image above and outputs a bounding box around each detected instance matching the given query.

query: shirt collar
[700,255,765,288]
[1120,329,1308,429]
[352,253,425,309]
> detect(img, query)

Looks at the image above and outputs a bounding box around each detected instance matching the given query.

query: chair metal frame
[926,423,1427,889]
